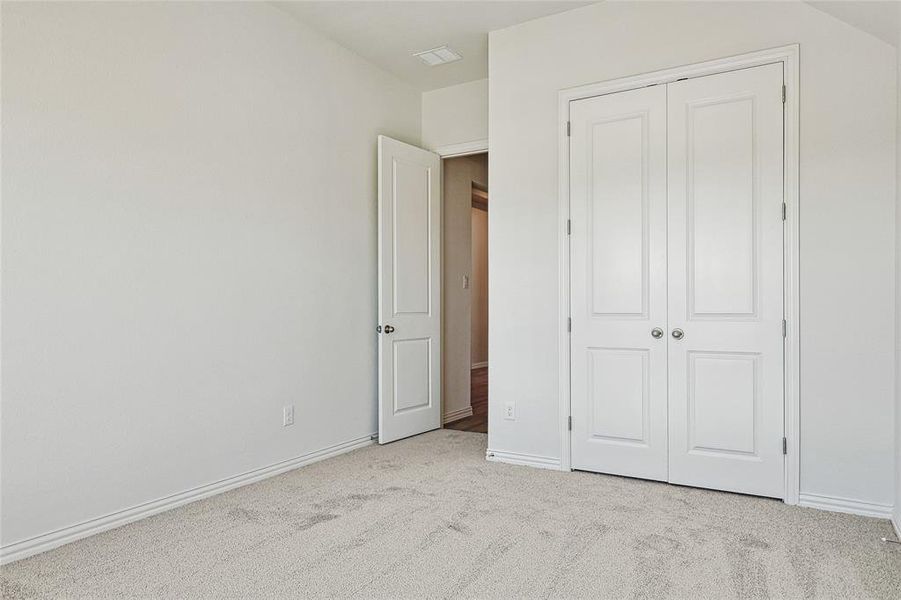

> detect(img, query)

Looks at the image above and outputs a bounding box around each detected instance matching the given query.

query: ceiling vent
[413,46,462,67]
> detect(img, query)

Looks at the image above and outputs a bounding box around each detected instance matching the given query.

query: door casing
[557,45,800,505]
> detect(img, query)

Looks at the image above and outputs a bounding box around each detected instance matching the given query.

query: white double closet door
[569,63,785,498]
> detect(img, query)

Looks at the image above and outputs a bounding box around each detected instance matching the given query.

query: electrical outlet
[504,401,515,420]
[283,405,294,427]
[463,275,470,289]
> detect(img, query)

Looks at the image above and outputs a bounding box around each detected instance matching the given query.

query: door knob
[383,325,395,334]
[651,327,664,339]
[671,328,684,340]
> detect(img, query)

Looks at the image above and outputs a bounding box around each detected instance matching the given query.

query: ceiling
[273,1,593,91]
[807,1,899,48]
[275,1,899,93]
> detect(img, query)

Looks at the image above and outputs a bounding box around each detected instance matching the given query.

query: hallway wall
[471,206,489,367]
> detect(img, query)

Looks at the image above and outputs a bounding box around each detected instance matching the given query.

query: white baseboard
[471,361,488,370]
[0,434,376,565]
[486,449,562,471]
[443,406,473,424]
[798,493,894,519]
[893,516,901,540]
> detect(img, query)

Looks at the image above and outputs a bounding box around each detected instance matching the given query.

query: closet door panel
[666,63,785,498]
[569,86,668,481]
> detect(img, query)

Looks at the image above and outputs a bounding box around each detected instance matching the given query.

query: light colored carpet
[2,429,900,599]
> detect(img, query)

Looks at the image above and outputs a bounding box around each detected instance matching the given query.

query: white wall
[442,154,488,421]
[895,4,901,535]
[1,1,420,551]
[489,1,897,510]
[422,79,488,151]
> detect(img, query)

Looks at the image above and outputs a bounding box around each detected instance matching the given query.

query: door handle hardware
[651,327,664,339]
[384,325,395,334]
[671,328,684,340]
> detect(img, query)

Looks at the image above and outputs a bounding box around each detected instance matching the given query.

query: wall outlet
[504,401,515,420]
[463,275,470,289]
[283,405,294,427]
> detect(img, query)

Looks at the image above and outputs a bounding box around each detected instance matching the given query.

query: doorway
[442,152,488,434]
[565,59,795,499]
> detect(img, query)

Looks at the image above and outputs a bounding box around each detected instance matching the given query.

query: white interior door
[569,86,669,480]
[666,63,785,498]
[377,135,441,444]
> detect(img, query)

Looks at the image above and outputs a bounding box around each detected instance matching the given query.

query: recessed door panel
[589,115,647,317]
[393,338,432,413]
[667,63,784,498]
[570,85,668,482]
[393,159,432,315]
[688,352,758,456]
[688,98,757,318]
[588,348,648,444]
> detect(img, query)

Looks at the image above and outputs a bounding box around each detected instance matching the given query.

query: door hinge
[782,319,787,338]
[566,121,571,137]
[567,317,572,333]
[782,84,786,104]
[782,437,787,455]
[566,219,571,235]
[782,202,787,221]
[568,416,572,431]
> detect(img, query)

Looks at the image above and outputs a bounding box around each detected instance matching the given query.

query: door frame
[435,139,489,159]
[434,142,490,428]
[556,45,800,505]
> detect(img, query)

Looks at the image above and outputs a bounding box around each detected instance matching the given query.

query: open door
[377,135,441,443]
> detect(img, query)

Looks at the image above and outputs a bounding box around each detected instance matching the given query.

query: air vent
[413,45,462,67]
